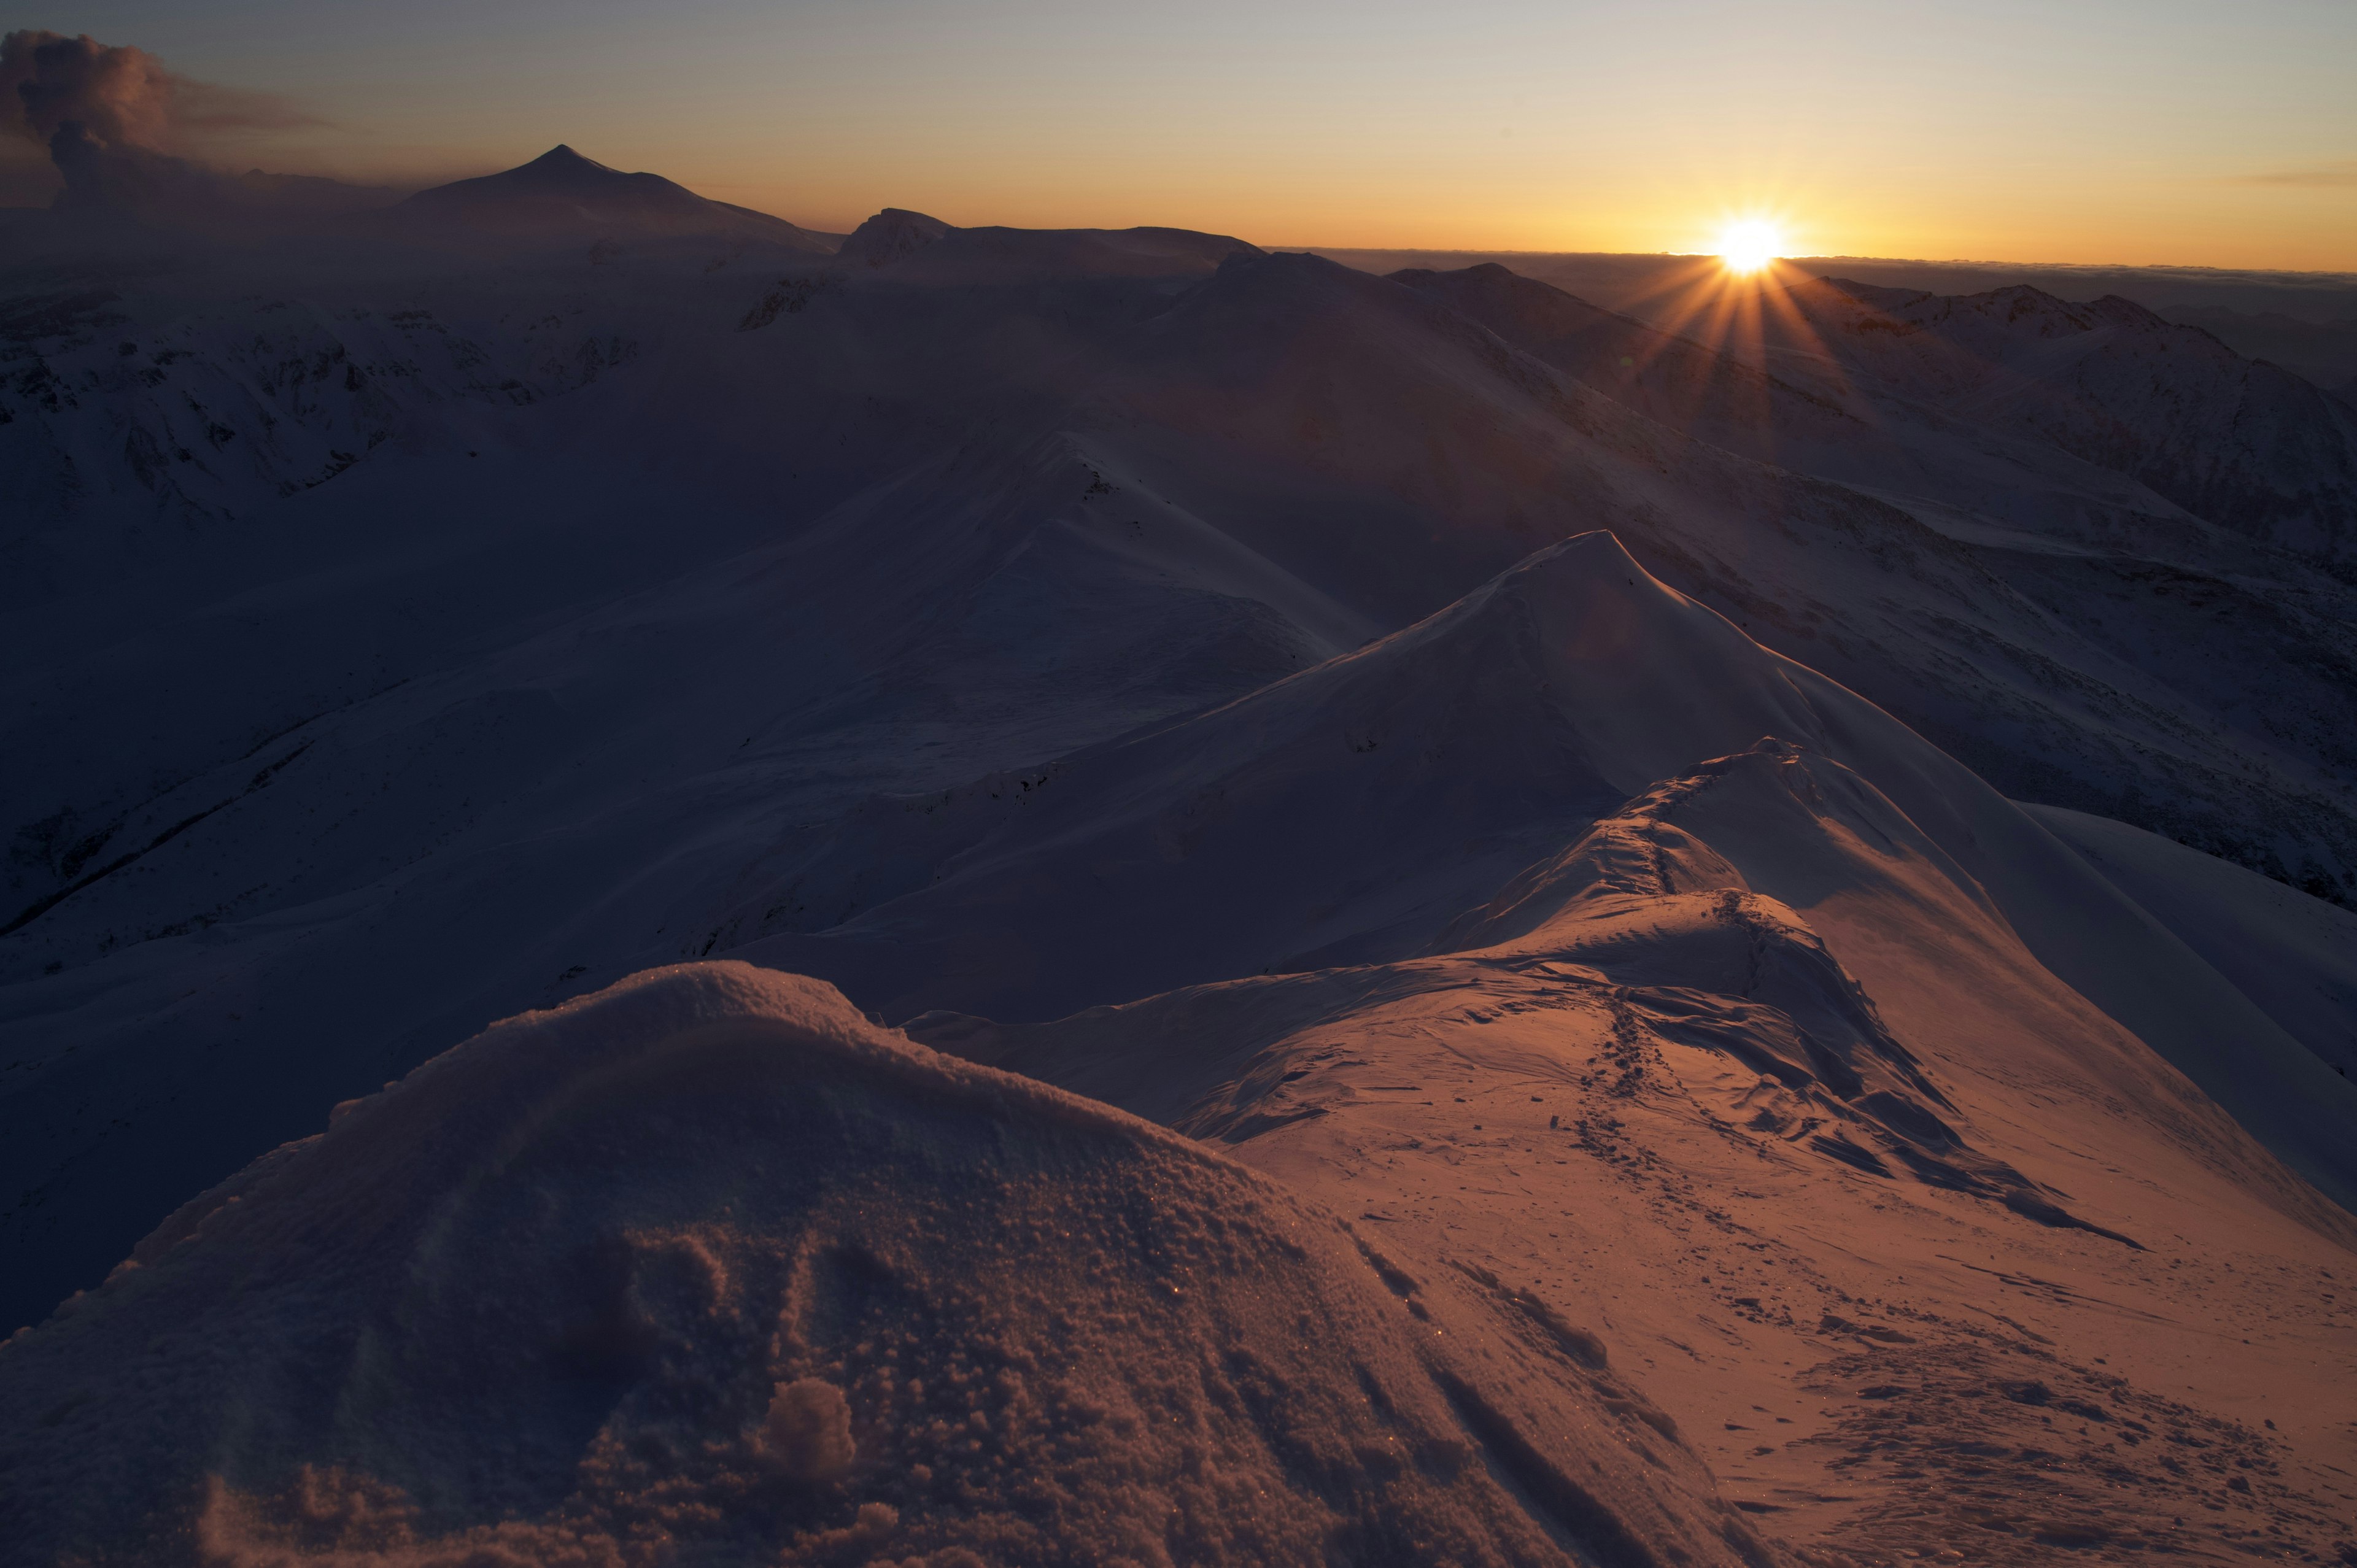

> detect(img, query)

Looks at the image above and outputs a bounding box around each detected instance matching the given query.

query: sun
[1716,220,1782,274]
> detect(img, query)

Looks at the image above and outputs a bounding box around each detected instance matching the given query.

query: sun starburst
[1717,220,1782,274]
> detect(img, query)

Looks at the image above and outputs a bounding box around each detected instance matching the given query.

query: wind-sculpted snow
[0,963,1776,1568]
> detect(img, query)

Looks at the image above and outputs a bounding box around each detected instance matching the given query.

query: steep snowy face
[0,144,838,565]
[1779,279,2357,563]
[0,963,1773,1568]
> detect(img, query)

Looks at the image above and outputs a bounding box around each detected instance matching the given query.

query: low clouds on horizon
[2233,161,2357,190]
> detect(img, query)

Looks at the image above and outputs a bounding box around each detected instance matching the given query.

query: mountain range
[3,148,2353,1567]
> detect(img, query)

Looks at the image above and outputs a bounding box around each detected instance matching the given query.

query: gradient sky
[8,0,2355,268]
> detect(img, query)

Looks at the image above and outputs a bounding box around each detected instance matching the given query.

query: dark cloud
[0,30,336,215]
[1,29,322,150]
[3,30,176,150]
[0,134,63,207]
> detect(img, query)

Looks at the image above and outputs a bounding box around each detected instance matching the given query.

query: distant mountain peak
[391,144,831,252]
[511,144,614,179]
[839,207,954,266]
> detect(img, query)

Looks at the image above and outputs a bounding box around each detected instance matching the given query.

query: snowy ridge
[737,533,2357,1216]
[1782,277,2357,564]
[5,159,2357,1566]
[0,962,1775,1568]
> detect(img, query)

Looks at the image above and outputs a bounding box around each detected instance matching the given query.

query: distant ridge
[837,206,955,266]
[835,207,1261,283]
[393,144,832,250]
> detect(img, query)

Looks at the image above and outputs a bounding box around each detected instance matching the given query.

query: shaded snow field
[5,152,2357,1566]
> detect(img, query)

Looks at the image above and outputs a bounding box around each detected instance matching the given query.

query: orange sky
[16,0,2357,270]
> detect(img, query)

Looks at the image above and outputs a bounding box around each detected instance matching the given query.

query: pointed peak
[505,144,624,180]
[1502,527,1651,587]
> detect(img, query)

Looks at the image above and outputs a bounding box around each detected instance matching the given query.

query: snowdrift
[0,963,1773,1568]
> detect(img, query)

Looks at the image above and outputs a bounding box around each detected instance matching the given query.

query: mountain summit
[393,144,832,249]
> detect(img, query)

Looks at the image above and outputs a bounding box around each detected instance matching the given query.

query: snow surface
[0,962,1774,1568]
[5,152,2357,1565]
[737,532,2357,1218]
[2026,802,2357,1081]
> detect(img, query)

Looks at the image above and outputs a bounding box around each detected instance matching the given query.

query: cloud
[3,30,173,150]
[0,30,331,214]
[1,29,322,151]
[171,79,327,139]
[2232,161,2357,189]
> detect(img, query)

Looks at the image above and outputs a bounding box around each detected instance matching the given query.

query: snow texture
[0,963,1771,1568]
[5,149,2357,1567]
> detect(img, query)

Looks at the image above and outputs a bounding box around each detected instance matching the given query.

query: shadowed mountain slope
[1775,279,2357,565]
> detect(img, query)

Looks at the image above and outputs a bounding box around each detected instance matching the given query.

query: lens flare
[1717,220,1781,274]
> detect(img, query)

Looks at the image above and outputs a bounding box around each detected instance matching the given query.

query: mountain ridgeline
[4,150,2356,1567]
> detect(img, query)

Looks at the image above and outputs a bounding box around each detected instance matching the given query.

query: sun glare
[1716,220,1782,274]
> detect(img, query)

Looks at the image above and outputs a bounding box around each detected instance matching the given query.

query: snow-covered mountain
[4,162,2355,1566]
[389,144,835,250]
[1384,260,2357,906]
[1768,279,2357,566]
